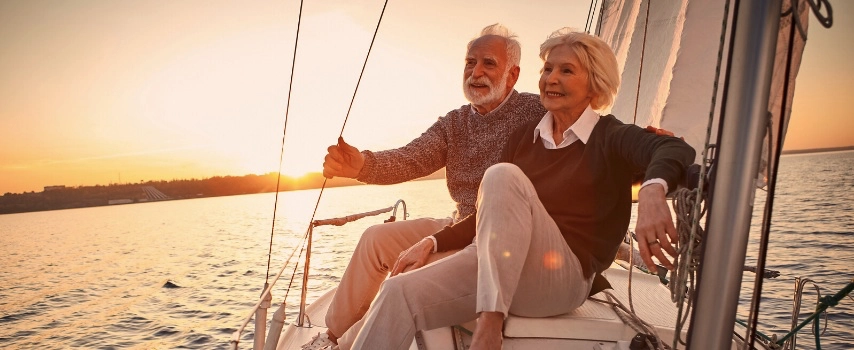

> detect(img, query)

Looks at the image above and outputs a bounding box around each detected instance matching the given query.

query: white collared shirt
[531,105,668,193]
[533,105,599,149]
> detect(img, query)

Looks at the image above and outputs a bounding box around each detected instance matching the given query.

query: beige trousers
[325,216,454,340]
[351,163,592,350]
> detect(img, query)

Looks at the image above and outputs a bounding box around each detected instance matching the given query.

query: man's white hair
[466,23,522,68]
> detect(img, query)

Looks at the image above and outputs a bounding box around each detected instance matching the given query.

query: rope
[667,0,733,346]
[785,0,833,41]
[230,224,310,346]
[669,188,705,347]
[289,0,390,327]
[265,0,305,286]
[312,206,393,227]
[236,1,391,345]
[301,0,390,243]
[336,0,389,137]
[627,230,638,314]
[746,0,823,345]
[775,280,854,349]
[591,292,671,350]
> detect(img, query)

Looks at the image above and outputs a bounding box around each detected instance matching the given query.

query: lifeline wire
[266,0,305,285]
[337,0,389,137]
[746,1,814,346]
[303,0,389,237]
[585,0,599,33]
[631,0,651,126]
[292,0,390,320]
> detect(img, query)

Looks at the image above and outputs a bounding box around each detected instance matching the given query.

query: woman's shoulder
[595,114,654,134]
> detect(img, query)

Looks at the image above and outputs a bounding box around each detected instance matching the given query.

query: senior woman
[350,29,695,350]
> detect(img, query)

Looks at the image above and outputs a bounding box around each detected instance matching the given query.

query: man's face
[463,36,518,114]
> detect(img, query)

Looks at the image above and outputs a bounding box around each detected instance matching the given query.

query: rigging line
[282,226,311,306]
[266,0,305,286]
[301,0,389,246]
[595,0,605,37]
[291,0,390,316]
[230,221,311,345]
[746,2,802,347]
[337,0,390,138]
[687,0,741,346]
[584,0,599,33]
[631,0,652,126]
[302,0,390,242]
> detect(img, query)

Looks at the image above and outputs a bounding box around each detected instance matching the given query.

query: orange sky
[1,0,852,194]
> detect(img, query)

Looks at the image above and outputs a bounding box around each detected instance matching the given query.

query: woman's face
[539,44,594,118]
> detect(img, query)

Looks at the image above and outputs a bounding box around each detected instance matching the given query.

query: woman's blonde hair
[539,28,620,111]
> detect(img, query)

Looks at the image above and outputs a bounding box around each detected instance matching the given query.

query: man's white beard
[463,69,510,107]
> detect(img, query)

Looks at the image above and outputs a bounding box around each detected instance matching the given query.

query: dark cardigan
[432,115,695,276]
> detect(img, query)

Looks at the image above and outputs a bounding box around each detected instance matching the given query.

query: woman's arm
[612,121,695,270]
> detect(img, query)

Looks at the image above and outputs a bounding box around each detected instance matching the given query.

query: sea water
[1,151,852,349]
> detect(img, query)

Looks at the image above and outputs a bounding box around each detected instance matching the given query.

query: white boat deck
[275,264,741,349]
[503,265,687,344]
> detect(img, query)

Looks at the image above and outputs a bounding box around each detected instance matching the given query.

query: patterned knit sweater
[356,90,547,221]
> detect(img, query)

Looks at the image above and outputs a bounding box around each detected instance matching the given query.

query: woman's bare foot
[470,311,503,350]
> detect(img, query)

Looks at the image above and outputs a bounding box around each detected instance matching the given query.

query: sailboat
[230,0,848,349]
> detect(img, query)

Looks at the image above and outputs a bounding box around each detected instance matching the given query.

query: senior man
[301,24,547,350]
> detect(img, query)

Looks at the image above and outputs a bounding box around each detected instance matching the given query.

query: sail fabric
[762,0,809,186]
[598,0,727,165]
[659,0,730,166]
[597,0,642,78]
[598,0,809,177]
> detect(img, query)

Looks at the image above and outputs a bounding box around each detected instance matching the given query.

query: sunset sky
[1,0,852,194]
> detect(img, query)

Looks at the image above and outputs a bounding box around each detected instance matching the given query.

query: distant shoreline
[781,145,854,155]
[0,170,447,215]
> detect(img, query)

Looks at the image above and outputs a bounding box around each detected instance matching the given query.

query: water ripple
[1,153,852,348]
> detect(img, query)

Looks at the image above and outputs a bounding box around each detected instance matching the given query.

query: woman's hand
[635,184,678,270]
[390,238,434,277]
[323,137,365,179]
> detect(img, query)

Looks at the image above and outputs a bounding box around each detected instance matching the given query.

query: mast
[687,0,782,348]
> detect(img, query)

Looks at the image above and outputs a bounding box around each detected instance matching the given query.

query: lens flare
[543,250,563,270]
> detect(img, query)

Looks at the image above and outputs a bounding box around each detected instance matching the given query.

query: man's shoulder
[509,92,547,119]
[515,91,541,101]
[433,103,473,126]
[512,92,543,107]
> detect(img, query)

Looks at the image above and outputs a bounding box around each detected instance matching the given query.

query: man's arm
[356,115,455,185]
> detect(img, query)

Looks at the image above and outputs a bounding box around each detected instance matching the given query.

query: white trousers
[325,216,454,339]
[351,163,592,350]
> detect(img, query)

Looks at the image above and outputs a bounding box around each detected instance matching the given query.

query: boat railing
[230,199,408,350]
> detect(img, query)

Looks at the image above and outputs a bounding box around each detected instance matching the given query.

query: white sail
[597,0,642,77]
[600,0,808,171]
[600,0,724,164]
[764,0,809,184]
